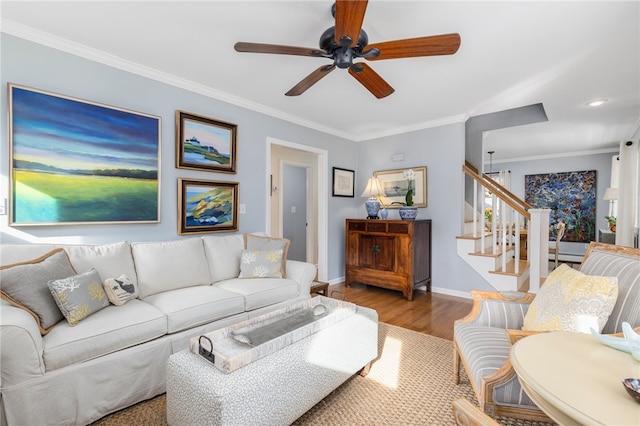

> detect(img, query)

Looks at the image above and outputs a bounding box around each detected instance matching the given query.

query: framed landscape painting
[176,111,237,173]
[8,84,161,225]
[178,178,239,235]
[374,166,427,208]
[524,170,597,242]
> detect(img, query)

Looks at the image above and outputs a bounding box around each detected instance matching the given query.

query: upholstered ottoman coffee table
[166,297,378,426]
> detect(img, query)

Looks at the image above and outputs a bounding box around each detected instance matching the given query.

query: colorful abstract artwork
[524,170,597,242]
[178,178,239,235]
[9,84,160,225]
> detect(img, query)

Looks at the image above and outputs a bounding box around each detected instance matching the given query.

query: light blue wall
[0,34,362,281]
[494,152,615,256]
[355,124,493,294]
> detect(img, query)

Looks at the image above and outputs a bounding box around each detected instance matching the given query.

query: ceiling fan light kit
[234,0,461,99]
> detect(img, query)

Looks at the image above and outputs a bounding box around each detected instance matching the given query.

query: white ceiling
[2,1,639,162]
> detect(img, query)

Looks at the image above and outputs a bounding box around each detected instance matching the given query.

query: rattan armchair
[453,242,640,422]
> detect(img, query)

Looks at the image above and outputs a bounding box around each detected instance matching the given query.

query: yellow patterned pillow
[48,268,109,326]
[523,264,618,333]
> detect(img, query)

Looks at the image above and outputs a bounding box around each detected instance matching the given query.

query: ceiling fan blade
[234,42,326,57]
[348,63,394,99]
[334,0,368,47]
[285,65,336,96]
[366,33,461,60]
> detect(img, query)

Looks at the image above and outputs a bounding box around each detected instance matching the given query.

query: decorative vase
[398,207,418,220]
[364,198,380,219]
[380,208,389,219]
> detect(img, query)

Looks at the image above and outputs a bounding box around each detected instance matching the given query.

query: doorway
[267,137,328,282]
[282,164,308,262]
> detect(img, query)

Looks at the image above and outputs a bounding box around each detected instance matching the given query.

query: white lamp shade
[603,187,618,201]
[361,177,385,198]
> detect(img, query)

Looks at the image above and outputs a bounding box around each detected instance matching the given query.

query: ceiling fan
[234,0,461,99]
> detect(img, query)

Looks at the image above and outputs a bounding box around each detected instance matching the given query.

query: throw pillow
[245,234,290,277]
[0,248,77,334]
[238,249,285,278]
[103,274,138,306]
[523,264,618,333]
[48,268,110,326]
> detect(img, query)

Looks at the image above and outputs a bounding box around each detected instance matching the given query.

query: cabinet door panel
[358,235,378,268]
[375,236,395,271]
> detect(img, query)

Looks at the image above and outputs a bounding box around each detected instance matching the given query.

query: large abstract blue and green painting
[524,170,597,243]
[9,84,160,225]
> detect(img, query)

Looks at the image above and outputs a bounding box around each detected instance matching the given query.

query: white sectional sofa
[0,234,316,426]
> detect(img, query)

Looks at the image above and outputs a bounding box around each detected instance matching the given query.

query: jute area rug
[93,323,555,426]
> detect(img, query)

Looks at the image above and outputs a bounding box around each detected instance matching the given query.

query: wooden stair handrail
[463,162,531,219]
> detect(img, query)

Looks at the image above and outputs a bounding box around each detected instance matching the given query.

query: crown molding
[353,114,468,142]
[492,147,620,164]
[1,19,356,140]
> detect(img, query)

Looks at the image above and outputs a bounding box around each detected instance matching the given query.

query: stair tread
[468,246,511,257]
[490,260,529,277]
[456,232,492,240]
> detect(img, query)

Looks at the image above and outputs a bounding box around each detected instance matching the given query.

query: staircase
[457,162,550,293]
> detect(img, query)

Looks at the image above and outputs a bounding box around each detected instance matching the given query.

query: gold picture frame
[176,111,237,174]
[374,166,427,208]
[178,178,239,235]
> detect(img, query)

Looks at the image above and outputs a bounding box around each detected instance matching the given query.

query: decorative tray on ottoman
[189,296,357,373]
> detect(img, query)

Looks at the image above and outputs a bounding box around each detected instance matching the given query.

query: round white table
[511,331,640,426]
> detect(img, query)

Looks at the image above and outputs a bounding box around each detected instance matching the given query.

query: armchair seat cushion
[454,323,537,409]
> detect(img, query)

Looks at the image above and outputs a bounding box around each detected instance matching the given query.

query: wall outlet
[239,204,246,214]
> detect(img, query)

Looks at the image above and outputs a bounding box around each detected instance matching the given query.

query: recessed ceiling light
[586,99,608,107]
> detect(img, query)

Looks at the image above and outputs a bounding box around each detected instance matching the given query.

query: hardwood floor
[326,283,473,340]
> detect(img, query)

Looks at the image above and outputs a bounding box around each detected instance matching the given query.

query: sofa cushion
[245,234,290,278]
[0,249,76,334]
[103,274,138,306]
[65,241,138,289]
[523,264,618,333]
[580,249,640,334]
[43,299,166,371]
[214,278,298,311]
[48,268,110,326]
[132,238,212,298]
[454,322,538,409]
[202,234,245,282]
[238,249,285,278]
[142,286,245,334]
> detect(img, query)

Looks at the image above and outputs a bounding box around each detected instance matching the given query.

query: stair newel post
[501,199,508,271]
[528,208,551,293]
[491,193,497,254]
[514,211,521,274]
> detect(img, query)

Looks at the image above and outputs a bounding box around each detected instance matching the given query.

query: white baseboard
[431,287,472,299]
[329,277,472,300]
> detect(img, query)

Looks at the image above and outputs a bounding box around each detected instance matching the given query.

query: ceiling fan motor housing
[319,26,371,68]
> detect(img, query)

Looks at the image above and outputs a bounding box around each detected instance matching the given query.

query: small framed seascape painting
[178,178,239,235]
[374,166,427,208]
[176,111,237,174]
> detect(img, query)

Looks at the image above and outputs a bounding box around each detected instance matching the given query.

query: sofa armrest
[285,260,316,296]
[455,290,536,329]
[0,304,45,388]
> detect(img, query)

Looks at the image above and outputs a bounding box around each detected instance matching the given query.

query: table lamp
[361,176,384,219]
[603,187,618,216]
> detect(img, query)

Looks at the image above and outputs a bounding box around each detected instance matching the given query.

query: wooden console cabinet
[345,219,431,300]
